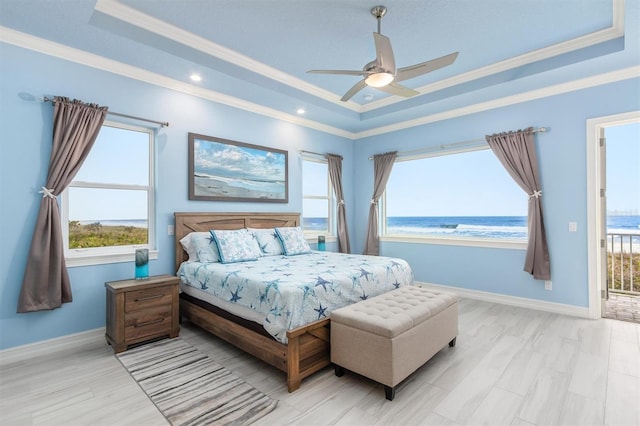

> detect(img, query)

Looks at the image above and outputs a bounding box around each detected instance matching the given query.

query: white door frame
[586,110,640,319]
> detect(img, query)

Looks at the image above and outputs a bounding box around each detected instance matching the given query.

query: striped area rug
[116,338,277,426]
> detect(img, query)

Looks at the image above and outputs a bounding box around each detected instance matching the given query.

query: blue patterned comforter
[178,251,414,343]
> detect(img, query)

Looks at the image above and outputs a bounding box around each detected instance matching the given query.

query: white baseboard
[415,282,591,318]
[0,327,106,366]
[0,284,592,365]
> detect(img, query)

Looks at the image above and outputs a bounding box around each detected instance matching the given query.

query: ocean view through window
[382,146,528,242]
[62,121,155,265]
[302,156,334,237]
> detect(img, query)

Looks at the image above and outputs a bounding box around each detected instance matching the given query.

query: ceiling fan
[308,5,459,102]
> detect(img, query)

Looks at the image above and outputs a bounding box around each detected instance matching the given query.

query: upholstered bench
[331,285,458,400]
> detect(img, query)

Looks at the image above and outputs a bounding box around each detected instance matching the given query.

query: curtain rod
[300,149,325,157]
[368,127,549,160]
[43,97,169,128]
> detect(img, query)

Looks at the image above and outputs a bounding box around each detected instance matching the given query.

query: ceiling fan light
[365,72,394,87]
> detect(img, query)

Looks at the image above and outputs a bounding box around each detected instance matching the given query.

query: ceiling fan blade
[307,69,366,76]
[373,32,395,73]
[376,82,419,98]
[341,79,368,102]
[395,52,459,82]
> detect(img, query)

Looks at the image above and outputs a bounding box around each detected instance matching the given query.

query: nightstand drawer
[106,275,180,353]
[124,305,172,341]
[125,285,173,312]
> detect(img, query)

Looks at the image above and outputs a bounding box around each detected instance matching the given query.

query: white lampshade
[365,72,394,88]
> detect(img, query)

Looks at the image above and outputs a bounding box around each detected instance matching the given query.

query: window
[302,157,334,237]
[382,145,527,246]
[62,121,155,266]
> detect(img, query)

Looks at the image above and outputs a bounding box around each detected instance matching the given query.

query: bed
[174,212,414,392]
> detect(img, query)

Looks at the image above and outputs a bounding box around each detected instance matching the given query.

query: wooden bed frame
[174,212,331,392]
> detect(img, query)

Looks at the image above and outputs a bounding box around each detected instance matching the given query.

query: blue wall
[353,78,640,306]
[1,41,638,351]
[0,44,354,350]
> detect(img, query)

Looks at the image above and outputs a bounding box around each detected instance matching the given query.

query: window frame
[61,120,157,267]
[301,155,336,241]
[381,144,527,250]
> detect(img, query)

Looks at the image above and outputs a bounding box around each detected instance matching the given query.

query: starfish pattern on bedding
[315,276,331,291]
[221,270,241,289]
[230,287,242,303]
[314,303,327,319]
[263,279,281,296]
[390,260,402,269]
[359,267,372,281]
[269,304,284,319]
[199,278,209,290]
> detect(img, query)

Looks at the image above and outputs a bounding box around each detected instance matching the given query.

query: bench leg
[449,337,457,347]
[334,364,345,377]
[384,385,396,401]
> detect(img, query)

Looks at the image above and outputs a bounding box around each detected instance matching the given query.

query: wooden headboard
[174,212,300,272]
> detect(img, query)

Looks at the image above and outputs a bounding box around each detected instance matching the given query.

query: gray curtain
[363,151,397,256]
[485,127,550,280]
[326,153,351,253]
[17,97,108,313]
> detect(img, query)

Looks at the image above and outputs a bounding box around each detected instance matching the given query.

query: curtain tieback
[337,200,345,206]
[529,190,542,199]
[370,199,377,205]
[38,187,56,199]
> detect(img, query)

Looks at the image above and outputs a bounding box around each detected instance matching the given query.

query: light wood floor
[1,298,639,426]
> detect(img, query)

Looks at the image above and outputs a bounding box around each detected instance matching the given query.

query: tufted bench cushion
[330,286,458,339]
[331,285,458,401]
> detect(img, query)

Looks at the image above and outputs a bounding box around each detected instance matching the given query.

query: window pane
[74,125,149,185]
[385,148,527,239]
[67,187,148,248]
[303,198,329,232]
[302,160,328,196]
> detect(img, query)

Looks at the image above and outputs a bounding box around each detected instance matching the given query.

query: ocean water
[195,173,285,194]
[78,219,147,228]
[303,215,640,240]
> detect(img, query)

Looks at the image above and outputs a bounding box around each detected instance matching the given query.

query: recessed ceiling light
[190,74,202,82]
[297,108,305,115]
[363,94,374,101]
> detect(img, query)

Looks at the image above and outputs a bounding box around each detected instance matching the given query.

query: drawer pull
[135,318,164,327]
[135,294,164,302]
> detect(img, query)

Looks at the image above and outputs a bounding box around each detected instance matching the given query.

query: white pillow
[275,226,311,256]
[247,228,284,256]
[179,233,199,262]
[189,232,221,263]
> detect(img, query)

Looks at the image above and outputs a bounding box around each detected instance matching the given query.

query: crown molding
[93,0,360,112]
[1,24,636,141]
[95,0,626,114]
[356,66,640,139]
[0,26,355,139]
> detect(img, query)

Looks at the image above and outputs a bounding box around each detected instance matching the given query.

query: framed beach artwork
[188,133,288,203]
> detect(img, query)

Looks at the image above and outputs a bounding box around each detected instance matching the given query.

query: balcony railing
[607,232,640,295]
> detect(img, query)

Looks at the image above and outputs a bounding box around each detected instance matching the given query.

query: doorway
[587,111,640,321]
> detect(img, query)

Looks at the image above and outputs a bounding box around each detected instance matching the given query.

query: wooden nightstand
[105,274,180,353]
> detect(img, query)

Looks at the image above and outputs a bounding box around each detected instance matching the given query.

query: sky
[193,138,286,184]
[385,147,527,217]
[605,122,640,215]
[69,125,149,221]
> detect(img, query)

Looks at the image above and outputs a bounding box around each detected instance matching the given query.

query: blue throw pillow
[275,226,311,256]
[247,228,284,256]
[210,229,260,263]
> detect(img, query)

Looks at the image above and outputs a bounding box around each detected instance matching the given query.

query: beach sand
[194,176,284,200]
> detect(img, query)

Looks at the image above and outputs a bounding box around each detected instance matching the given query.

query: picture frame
[188,133,288,203]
